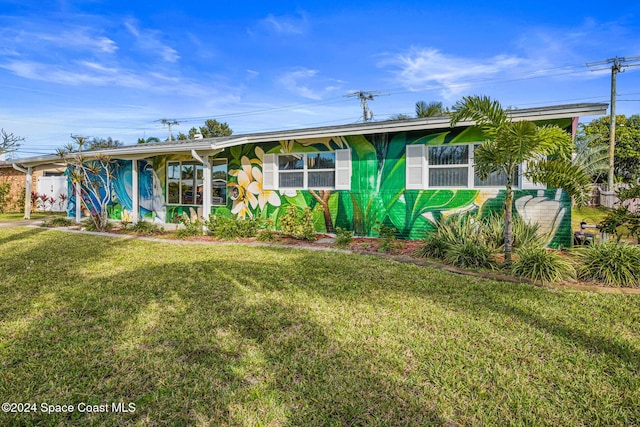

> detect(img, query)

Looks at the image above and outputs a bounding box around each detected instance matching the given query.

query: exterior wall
[0,165,33,212]
[75,122,574,247]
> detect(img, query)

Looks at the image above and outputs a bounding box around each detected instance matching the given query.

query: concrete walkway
[0,219,45,228]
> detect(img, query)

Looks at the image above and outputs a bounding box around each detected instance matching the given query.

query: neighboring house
[14,103,607,246]
[0,161,33,212]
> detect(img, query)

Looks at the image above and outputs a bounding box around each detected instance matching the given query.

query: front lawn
[0,212,65,222]
[0,227,638,426]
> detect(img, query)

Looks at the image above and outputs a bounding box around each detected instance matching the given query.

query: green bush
[41,217,73,228]
[418,236,450,259]
[334,227,353,248]
[279,206,316,241]
[373,221,401,253]
[512,247,575,284]
[577,242,640,287]
[131,221,164,235]
[257,218,277,242]
[483,214,545,250]
[176,215,203,238]
[205,215,260,239]
[444,240,496,270]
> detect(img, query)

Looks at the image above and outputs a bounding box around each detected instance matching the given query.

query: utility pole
[587,56,640,191]
[158,119,180,141]
[344,91,384,122]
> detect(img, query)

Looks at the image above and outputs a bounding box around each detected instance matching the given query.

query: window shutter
[406,145,426,189]
[520,160,546,190]
[263,153,277,190]
[334,149,352,190]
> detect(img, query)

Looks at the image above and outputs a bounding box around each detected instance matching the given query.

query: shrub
[334,227,353,248]
[418,236,449,259]
[576,242,640,287]
[373,221,401,253]
[41,217,73,228]
[82,216,113,232]
[512,247,575,284]
[444,240,496,270]
[131,221,164,235]
[176,215,203,238]
[257,218,277,242]
[279,206,316,241]
[205,215,260,239]
[483,214,545,250]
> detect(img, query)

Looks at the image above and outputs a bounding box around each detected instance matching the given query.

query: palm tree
[416,101,444,118]
[450,95,592,265]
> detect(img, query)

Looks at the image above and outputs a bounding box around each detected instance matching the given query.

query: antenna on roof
[344,91,388,122]
[157,119,180,141]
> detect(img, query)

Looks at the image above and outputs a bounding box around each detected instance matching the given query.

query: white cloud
[259,12,309,36]
[381,48,530,99]
[275,68,344,100]
[124,18,179,63]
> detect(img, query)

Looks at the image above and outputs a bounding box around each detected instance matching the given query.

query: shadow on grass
[1,235,638,425]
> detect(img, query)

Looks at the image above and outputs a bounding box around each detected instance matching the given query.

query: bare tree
[57,135,115,231]
[1,129,25,157]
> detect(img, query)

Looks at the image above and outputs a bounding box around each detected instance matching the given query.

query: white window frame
[263,149,351,191]
[166,158,228,206]
[211,158,228,206]
[405,142,530,190]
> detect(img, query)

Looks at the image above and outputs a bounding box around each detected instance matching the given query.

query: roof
[14,102,608,167]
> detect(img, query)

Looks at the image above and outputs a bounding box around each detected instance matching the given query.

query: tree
[450,95,592,265]
[1,129,25,157]
[57,135,115,231]
[416,101,445,118]
[576,114,640,182]
[177,119,233,140]
[87,137,123,150]
[137,137,160,144]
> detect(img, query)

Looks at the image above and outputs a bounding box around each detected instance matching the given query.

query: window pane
[429,167,468,187]
[307,152,335,169]
[428,145,469,165]
[181,163,195,180]
[279,172,304,188]
[475,171,508,187]
[309,171,335,188]
[279,154,304,170]
[212,160,227,205]
[167,163,180,203]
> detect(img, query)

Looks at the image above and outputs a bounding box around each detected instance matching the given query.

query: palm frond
[526,158,593,207]
[449,95,508,129]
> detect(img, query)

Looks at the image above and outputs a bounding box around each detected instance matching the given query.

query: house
[13,103,608,246]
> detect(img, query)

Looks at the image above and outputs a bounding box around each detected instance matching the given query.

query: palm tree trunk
[504,184,514,266]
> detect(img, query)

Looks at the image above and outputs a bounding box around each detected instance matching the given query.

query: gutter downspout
[12,163,32,219]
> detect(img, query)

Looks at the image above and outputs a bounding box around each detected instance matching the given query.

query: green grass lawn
[0,227,639,426]
[572,205,609,231]
[0,212,65,222]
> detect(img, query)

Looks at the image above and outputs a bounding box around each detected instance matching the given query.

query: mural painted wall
[70,122,574,247]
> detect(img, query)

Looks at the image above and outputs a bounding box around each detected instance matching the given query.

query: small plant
[131,221,164,235]
[576,242,640,287]
[419,235,449,259]
[334,227,353,248]
[205,215,261,239]
[58,193,68,211]
[82,216,113,232]
[373,221,401,253]
[511,247,575,284]
[279,206,316,241]
[444,240,496,270]
[176,215,203,238]
[257,218,277,242]
[41,217,73,228]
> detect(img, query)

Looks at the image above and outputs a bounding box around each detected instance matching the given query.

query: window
[278,152,336,189]
[405,143,520,189]
[262,149,351,191]
[428,145,469,187]
[212,159,227,205]
[167,159,227,205]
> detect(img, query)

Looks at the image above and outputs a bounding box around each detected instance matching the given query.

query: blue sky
[1,0,640,158]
